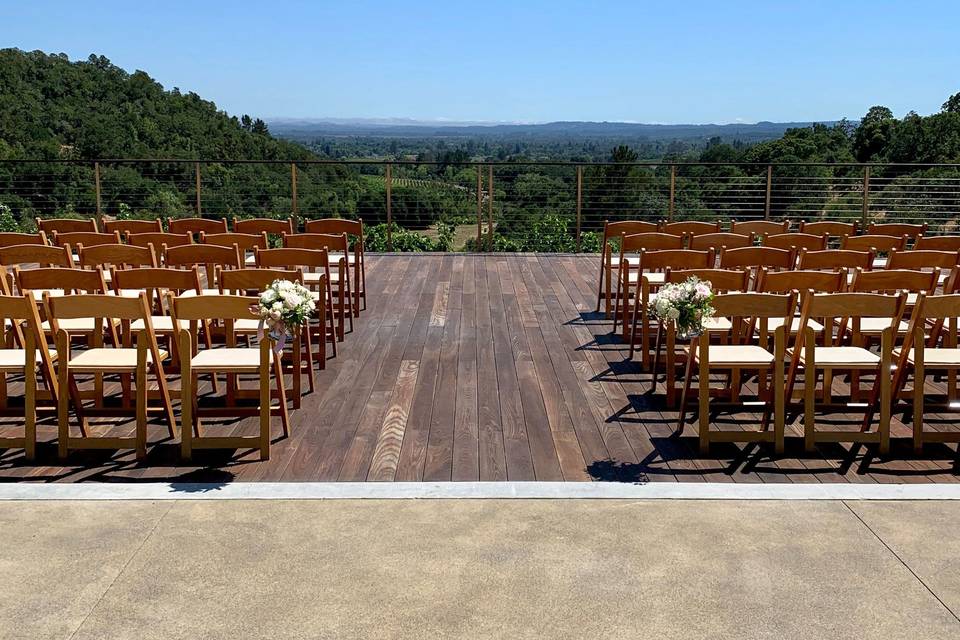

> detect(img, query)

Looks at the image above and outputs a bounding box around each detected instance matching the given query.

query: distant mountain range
[267,118,842,143]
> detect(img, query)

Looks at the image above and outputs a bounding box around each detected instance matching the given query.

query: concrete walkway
[1,500,958,639]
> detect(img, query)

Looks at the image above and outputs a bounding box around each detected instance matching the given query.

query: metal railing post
[764,164,773,220]
[487,165,494,252]
[476,165,483,251]
[385,163,393,252]
[194,162,202,216]
[668,165,676,222]
[575,165,583,252]
[93,161,103,227]
[290,162,299,225]
[862,165,871,228]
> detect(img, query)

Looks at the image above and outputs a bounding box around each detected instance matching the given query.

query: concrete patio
[2,498,958,639]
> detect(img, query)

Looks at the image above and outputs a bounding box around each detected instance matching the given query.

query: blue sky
[5,1,958,124]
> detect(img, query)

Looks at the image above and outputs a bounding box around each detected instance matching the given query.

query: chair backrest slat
[762,232,828,252]
[35,217,97,234]
[729,219,790,237]
[689,232,754,251]
[102,218,164,235]
[798,248,873,271]
[719,246,795,271]
[840,234,907,253]
[233,217,296,236]
[915,235,960,251]
[167,217,228,236]
[0,232,48,248]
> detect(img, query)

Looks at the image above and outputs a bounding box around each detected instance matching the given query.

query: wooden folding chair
[915,236,960,251]
[164,243,242,293]
[892,293,960,452]
[35,217,98,234]
[660,220,721,238]
[886,249,959,287]
[0,232,48,247]
[78,243,158,282]
[867,222,927,242]
[103,218,164,235]
[255,246,337,361]
[171,294,290,461]
[284,232,353,336]
[846,268,939,398]
[840,234,907,266]
[621,248,714,369]
[168,217,228,236]
[48,292,174,460]
[799,220,859,240]
[648,267,752,407]
[303,218,366,315]
[0,290,58,460]
[762,232,828,252]
[111,266,205,375]
[610,232,685,333]
[729,219,790,237]
[18,267,119,405]
[219,267,313,408]
[689,232,755,254]
[678,292,795,454]
[200,231,268,266]
[0,243,74,270]
[233,217,296,236]
[595,220,661,316]
[755,268,847,340]
[785,292,905,455]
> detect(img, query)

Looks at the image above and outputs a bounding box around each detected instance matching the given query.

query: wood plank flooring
[0,253,958,483]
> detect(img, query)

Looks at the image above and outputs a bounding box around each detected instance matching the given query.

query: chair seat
[131,316,186,332]
[896,347,960,368]
[625,271,665,284]
[605,255,641,268]
[0,349,56,372]
[851,318,910,335]
[68,347,168,373]
[234,318,264,333]
[703,316,732,332]
[768,317,824,334]
[328,252,357,265]
[799,346,881,368]
[190,347,273,372]
[304,272,336,285]
[178,289,222,297]
[42,318,120,332]
[687,344,776,367]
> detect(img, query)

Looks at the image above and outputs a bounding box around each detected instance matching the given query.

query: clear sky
[5,1,958,124]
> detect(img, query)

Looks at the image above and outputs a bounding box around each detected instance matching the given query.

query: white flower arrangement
[255,279,316,345]
[650,276,715,337]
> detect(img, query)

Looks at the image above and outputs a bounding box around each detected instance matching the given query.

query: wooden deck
[2,253,959,483]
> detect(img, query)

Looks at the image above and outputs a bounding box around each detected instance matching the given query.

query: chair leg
[135,352,147,460]
[260,358,272,460]
[879,364,891,457]
[24,364,36,462]
[804,369,817,453]
[913,365,924,455]
[303,325,316,392]
[774,359,785,455]
[180,335,193,461]
[677,339,696,433]
[698,350,710,455]
[273,357,290,439]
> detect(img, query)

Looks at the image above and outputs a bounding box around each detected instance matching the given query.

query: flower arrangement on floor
[254,279,316,350]
[650,276,715,338]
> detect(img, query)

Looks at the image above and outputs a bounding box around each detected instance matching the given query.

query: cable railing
[1,159,959,251]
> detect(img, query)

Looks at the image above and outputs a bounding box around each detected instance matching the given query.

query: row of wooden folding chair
[32,215,368,314]
[0,281,291,462]
[676,291,910,455]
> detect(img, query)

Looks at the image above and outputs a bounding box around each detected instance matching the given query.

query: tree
[852,106,895,161]
[943,92,960,113]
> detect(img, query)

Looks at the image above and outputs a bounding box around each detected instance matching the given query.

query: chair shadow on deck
[606,395,960,481]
